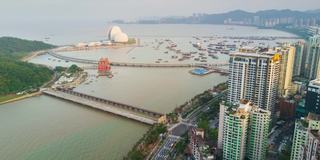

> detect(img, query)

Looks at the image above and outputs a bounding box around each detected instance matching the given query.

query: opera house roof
[107,26,128,43]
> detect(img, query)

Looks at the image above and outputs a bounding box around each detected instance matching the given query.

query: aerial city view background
[1,0,320,160]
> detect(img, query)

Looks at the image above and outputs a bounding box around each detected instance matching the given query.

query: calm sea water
[0,24,298,160]
[0,96,148,160]
[0,22,297,45]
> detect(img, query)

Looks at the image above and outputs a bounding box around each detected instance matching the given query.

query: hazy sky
[1,0,320,21]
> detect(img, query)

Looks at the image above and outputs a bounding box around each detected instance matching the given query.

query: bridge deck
[47,51,228,68]
[43,89,163,125]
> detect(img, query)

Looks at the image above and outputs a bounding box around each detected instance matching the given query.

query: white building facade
[218,100,271,160]
[227,52,280,117]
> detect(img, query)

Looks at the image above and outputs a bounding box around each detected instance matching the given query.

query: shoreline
[0,92,42,105]
[21,50,49,62]
[0,54,58,105]
[125,82,227,159]
[54,39,139,53]
[273,27,309,40]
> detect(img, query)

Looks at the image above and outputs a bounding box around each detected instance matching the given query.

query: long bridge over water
[43,88,164,125]
[47,51,228,68]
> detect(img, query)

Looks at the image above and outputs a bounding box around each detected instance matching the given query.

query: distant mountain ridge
[131,9,320,26]
[306,9,320,14]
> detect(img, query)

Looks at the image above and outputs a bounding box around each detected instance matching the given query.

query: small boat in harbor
[221,51,230,54]
[210,55,218,59]
[208,51,217,54]
[171,44,177,47]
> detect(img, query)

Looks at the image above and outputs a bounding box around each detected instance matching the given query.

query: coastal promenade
[47,51,228,68]
[43,88,163,125]
[0,92,42,105]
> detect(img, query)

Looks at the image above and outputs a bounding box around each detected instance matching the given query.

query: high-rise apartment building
[246,103,271,160]
[221,102,250,160]
[305,79,320,115]
[291,113,320,160]
[293,42,305,77]
[218,101,226,150]
[291,119,309,160]
[305,129,320,160]
[218,100,271,160]
[305,35,320,80]
[228,51,280,116]
[275,45,296,97]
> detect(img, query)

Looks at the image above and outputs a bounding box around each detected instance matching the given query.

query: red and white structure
[98,58,112,77]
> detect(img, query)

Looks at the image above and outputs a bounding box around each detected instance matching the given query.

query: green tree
[54,66,67,73]
[67,64,83,74]
[144,124,166,145]
[0,37,55,95]
[0,37,55,58]
[126,150,144,160]
[208,128,218,143]
[197,117,209,133]
[175,138,188,154]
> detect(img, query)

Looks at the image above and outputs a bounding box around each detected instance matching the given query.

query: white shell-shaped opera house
[107,26,129,43]
[113,33,129,43]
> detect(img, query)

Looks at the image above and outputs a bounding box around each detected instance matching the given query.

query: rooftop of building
[189,127,205,145]
[224,99,270,117]
[307,112,320,121]
[310,130,320,140]
[296,118,309,129]
[238,99,253,112]
[309,79,320,88]
[239,46,257,53]
[230,49,280,61]
[298,98,305,105]
[280,98,296,104]
[196,128,204,132]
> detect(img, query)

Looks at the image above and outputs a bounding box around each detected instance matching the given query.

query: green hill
[0,37,56,58]
[0,37,55,96]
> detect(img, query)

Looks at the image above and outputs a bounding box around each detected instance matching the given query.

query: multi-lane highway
[152,135,181,160]
[151,89,227,160]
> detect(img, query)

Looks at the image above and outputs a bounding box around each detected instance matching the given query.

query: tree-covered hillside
[0,37,55,95]
[0,37,55,58]
[0,57,53,95]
